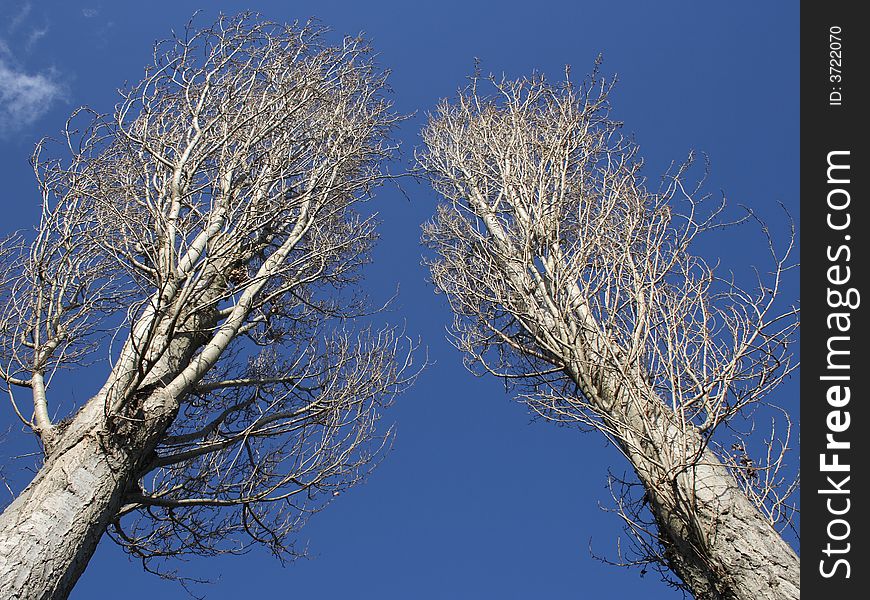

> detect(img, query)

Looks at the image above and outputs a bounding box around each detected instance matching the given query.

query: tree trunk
[0,390,177,600]
[650,447,799,600]
[612,393,800,600]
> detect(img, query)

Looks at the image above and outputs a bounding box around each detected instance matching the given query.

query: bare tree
[420,69,799,600]
[0,14,416,599]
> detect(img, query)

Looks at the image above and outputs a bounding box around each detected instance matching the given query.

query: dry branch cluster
[0,14,416,569]
[0,13,799,600]
[419,70,799,598]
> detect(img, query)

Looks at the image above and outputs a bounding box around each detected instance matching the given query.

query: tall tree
[0,14,415,599]
[420,70,799,600]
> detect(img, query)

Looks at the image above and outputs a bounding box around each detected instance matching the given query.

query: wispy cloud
[82,8,99,18]
[0,54,64,135]
[0,2,63,136]
[25,25,48,52]
[7,2,32,33]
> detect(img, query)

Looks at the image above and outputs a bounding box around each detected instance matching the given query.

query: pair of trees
[0,14,798,600]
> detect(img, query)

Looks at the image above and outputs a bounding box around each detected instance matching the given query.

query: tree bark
[607,387,800,600]
[553,278,799,599]
[0,390,177,600]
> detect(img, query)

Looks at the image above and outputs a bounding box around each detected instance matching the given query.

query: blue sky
[0,2,799,598]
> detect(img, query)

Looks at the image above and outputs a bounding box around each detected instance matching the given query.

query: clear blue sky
[0,2,798,598]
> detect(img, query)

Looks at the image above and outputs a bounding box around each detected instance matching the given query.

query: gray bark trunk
[0,264,228,599]
[0,390,176,600]
[552,305,799,599]
[612,393,799,600]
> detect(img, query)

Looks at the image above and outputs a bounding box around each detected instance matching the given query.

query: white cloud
[7,2,32,32]
[82,8,99,18]
[25,26,48,52]
[0,57,64,135]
